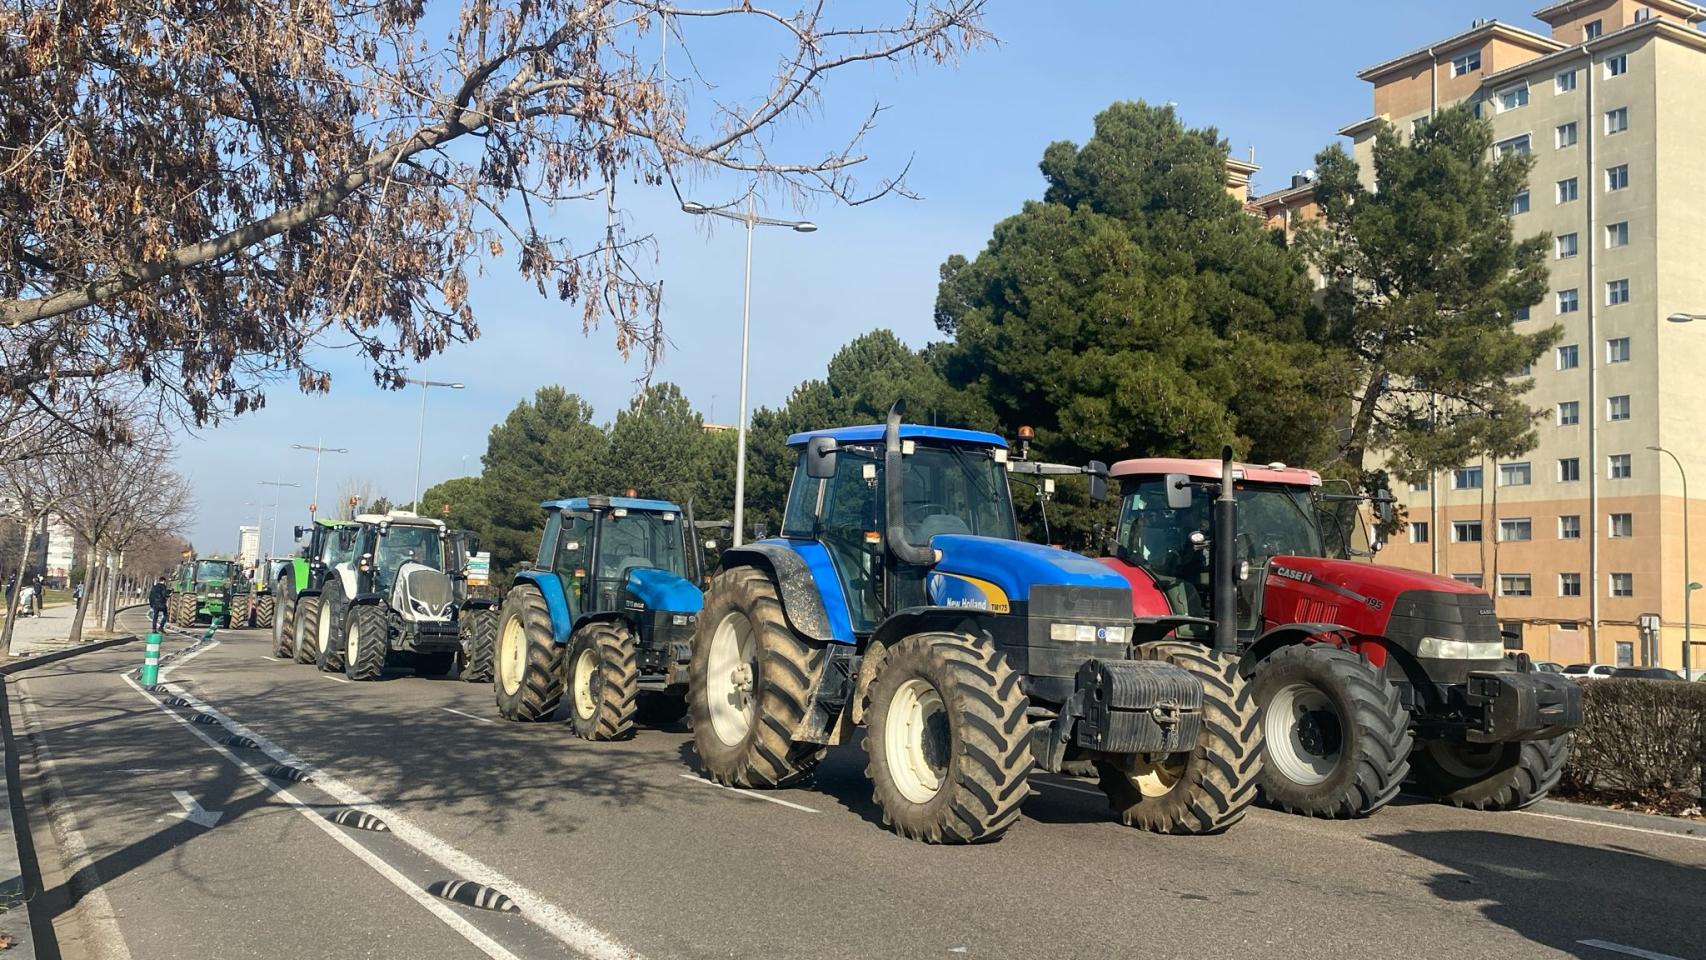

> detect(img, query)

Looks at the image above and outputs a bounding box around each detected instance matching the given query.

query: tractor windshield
[194,560,233,584]
[597,511,686,580]
[378,525,444,573]
[318,527,357,567]
[901,444,1016,542]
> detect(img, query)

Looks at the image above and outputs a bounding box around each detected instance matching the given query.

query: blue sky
[183,0,1546,552]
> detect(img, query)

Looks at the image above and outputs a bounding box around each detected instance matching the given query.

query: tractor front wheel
[272,592,295,658]
[863,633,1032,843]
[1095,642,1263,834]
[688,567,824,788]
[493,585,562,721]
[293,596,321,663]
[1252,644,1411,819]
[316,582,349,673]
[459,607,498,683]
[343,605,390,681]
[1410,735,1570,811]
[255,596,275,634]
[566,622,640,741]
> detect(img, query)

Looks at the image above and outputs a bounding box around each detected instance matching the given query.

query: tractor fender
[514,569,575,646]
[720,543,853,645]
[1238,623,1409,679]
[568,610,628,638]
[458,597,497,613]
[349,592,385,608]
[850,608,989,726]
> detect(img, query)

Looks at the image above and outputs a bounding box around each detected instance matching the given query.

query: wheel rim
[1128,754,1189,798]
[1424,739,1506,780]
[272,598,284,647]
[293,606,307,655]
[347,620,360,664]
[497,615,526,697]
[884,677,949,804]
[1264,682,1343,786]
[572,647,598,720]
[706,611,757,747]
[319,603,333,654]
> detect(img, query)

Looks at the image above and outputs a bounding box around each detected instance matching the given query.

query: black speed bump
[191,713,224,727]
[330,809,390,832]
[221,735,262,749]
[264,763,312,783]
[426,880,520,913]
[162,696,194,708]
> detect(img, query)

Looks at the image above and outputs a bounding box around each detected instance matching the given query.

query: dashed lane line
[323,675,351,684]
[1579,939,1691,960]
[1033,778,1103,798]
[677,774,820,813]
[1519,810,1706,843]
[442,707,494,724]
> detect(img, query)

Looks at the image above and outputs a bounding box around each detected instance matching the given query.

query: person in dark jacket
[148,577,170,632]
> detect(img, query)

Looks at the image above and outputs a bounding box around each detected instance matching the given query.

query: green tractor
[272,519,357,662]
[167,557,240,627]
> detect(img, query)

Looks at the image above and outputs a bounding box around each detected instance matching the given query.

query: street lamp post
[258,480,300,558]
[291,438,348,518]
[681,196,817,545]
[405,378,464,512]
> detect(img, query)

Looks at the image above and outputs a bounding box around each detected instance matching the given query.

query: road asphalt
[4,608,1704,960]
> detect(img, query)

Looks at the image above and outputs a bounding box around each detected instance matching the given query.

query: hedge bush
[1559,678,1706,814]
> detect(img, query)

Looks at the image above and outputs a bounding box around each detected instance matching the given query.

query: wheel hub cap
[706,612,757,747]
[885,677,948,804]
[1264,682,1343,786]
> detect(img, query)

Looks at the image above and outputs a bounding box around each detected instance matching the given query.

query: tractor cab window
[554,514,592,617]
[376,526,443,598]
[901,444,1016,542]
[591,510,685,613]
[321,528,358,568]
[781,459,821,539]
[194,560,232,583]
[820,445,883,631]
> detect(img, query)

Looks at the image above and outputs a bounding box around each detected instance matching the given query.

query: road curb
[0,681,41,958]
[1,634,141,679]
[1530,797,1706,838]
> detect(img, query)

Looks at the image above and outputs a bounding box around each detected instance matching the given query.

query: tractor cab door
[549,511,593,621]
[1115,480,1212,619]
[817,444,885,632]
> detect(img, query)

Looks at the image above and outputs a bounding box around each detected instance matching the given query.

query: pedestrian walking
[73,582,84,606]
[148,577,169,633]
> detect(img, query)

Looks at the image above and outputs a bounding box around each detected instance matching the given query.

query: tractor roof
[1110,458,1322,487]
[542,496,682,514]
[786,424,1008,449]
[313,518,354,528]
[354,510,445,529]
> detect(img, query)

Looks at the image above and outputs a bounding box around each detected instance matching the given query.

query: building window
[1557,343,1580,369]
[1410,478,1429,492]
[1499,462,1532,487]
[1607,336,1631,362]
[1607,279,1630,305]
[1560,573,1582,597]
[1516,306,1531,323]
[1609,512,1634,538]
[1607,221,1630,247]
[1560,457,1582,482]
[1454,573,1485,587]
[1556,69,1578,93]
[1453,520,1484,543]
[1557,292,1580,316]
[1608,395,1631,421]
[1510,190,1530,215]
[1496,134,1532,158]
[1556,122,1579,148]
[1410,522,1430,544]
[1556,233,1579,259]
[1499,518,1533,542]
[1498,84,1530,112]
[1453,50,1483,76]
[1606,107,1629,135]
[1557,178,1579,204]
[1559,515,1582,539]
[1611,572,1634,597]
[1500,574,1533,597]
[1517,360,1533,376]
[1607,164,1630,191]
[1586,20,1604,39]
[1453,466,1483,490]
[1559,401,1581,426]
[1609,453,1633,479]
[1606,52,1627,76]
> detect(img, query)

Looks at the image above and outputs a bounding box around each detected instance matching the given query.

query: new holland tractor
[682,404,1262,844]
[1100,454,1581,817]
[493,496,705,739]
[168,556,240,627]
[307,511,497,681]
[273,519,356,661]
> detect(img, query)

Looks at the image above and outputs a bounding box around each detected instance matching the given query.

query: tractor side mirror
[1375,490,1395,527]
[293,525,305,542]
[1165,473,1193,510]
[1086,461,1108,502]
[805,436,839,479]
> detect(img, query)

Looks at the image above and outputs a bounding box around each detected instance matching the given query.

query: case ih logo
[1273,566,1313,584]
[1274,565,1384,611]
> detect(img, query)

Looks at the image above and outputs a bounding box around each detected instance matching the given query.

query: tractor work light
[1417,637,1505,660]
[1049,624,1127,644]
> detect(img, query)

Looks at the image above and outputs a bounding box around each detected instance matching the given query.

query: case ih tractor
[272,519,357,662]
[309,511,497,681]
[493,496,705,739]
[168,557,240,627]
[1101,454,1581,817]
[680,403,1261,844]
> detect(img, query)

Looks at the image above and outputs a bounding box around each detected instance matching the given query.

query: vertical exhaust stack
[1212,445,1239,655]
[883,400,935,567]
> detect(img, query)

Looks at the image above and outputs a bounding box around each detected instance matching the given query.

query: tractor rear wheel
[225,597,247,629]
[493,585,562,721]
[343,605,390,681]
[293,596,322,663]
[566,622,640,741]
[172,594,195,627]
[635,692,689,727]
[1252,644,1411,819]
[459,607,497,683]
[316,583,348,673]
[272,592,295,658]
[255,596,275,634]
[688,567,825,788]
[1410,734,1570,811]
[1095,642,1263,834]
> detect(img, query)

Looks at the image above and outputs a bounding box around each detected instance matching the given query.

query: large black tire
[688,567,825,788]
[493,585,562,721]
[635,692,689,727]
[293,595,321,663]
[225,596,249,629]
[459,607,498,683]
[171,593,195,627]
[1251,644,1412,819]
[255,595,275,633]
[342,604,390,681]
[1410,734,1570,811]
[272,591,295,658]
[316,581,349,673]
[565,622,640,741]
[863,632,1032,843]
[1094,642,1263,834]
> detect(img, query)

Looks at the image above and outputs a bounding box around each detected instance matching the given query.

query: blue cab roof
[786,424,1008,449]
[541,496,683,514]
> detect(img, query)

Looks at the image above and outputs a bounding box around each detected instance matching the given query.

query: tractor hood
[1266,555,1487,605]
[624,566,703,614]
[928,535,1131,608]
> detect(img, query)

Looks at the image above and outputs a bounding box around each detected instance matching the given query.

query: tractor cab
[350,512,449,602]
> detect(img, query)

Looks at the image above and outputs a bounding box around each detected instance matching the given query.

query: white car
[1561,663,1617,681]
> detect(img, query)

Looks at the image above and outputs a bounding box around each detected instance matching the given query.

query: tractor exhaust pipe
[1212,445,1239,655]
[884,400,935,567]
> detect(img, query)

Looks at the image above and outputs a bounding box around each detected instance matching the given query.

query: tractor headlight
[1050,623,1112,643]
[672,614,689,626]
[1416,637,1505,659]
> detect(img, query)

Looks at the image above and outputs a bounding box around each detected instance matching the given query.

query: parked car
[1562,663,1617,680]
[1609,666,1685,681]
[1534,660,1565,674]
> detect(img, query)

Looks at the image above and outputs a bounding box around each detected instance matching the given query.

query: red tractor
[1099,451,1580,818]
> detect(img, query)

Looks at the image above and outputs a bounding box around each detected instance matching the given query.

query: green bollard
[140,632,163,687]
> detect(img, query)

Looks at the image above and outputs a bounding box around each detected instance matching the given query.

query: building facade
[1342,1,1706,670]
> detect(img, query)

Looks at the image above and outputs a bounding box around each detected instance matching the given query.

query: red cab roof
[1109,458,1322,487]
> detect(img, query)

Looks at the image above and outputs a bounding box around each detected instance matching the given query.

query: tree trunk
[1341,377,1388,483]
[68,551,96,642]
[103,552,121,632]
[0,515,39,658]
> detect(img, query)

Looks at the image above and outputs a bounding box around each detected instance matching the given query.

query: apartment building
[1341,1,1706,670]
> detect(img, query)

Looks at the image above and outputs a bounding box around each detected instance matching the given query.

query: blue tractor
[687,403,1263,843]
[494,496,706,739]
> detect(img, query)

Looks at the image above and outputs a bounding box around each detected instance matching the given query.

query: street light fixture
[681,195,819,545]
[257,480,301,558]
[1667,313,1701,324]
[404,378,464,513]
[1649,444,1694,679]
[291,438,348,518]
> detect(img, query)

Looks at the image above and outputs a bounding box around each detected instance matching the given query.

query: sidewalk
[2,603,137,661]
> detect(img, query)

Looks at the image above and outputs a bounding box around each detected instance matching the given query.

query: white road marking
[1034,778,1103,797]
[677,774,820,813]
[128,676,641,960]
[442,707,493,724]
[1520,810,1706,843]
[1579,939,1691,960]
[258,655,284,662]
[323,675,351,684]
[170,790,223,828]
